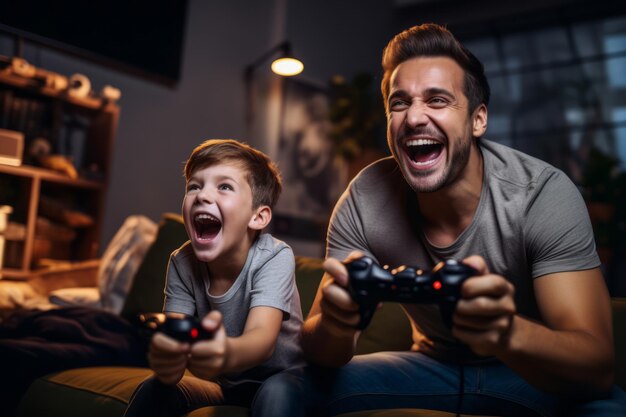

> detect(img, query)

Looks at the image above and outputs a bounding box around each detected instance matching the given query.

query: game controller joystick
[136,312,214,343]
[345,256,477,330]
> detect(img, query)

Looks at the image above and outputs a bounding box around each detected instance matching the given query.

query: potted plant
[327,73,387,179]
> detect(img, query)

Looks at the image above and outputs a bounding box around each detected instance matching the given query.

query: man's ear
[472,104,488,137]
[249,205,272,231]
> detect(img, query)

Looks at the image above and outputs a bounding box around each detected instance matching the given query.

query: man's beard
[390,126,473,193]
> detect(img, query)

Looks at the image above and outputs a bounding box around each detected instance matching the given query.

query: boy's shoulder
[246,233,295,276]
[253,233,293,260]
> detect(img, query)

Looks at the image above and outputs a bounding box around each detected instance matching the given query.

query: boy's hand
[452,255,516,357]
[148,332,191,385]
[187,310,228,380]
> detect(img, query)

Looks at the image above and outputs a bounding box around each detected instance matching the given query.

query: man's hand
[319,252,366,336]
[187,310,228,380]
[148,331,191,385]
[452,255,516,357]
[301,251,370,367]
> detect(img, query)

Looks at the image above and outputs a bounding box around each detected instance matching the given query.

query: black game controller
[345,256,477,329]
[136,312,214,343]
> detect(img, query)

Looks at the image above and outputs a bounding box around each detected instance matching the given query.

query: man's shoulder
[480,139,565,187]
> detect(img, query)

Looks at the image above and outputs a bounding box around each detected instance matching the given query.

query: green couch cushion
[17,367,152,417]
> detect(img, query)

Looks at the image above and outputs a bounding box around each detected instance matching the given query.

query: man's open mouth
[194,213,222,240]
[406,138,443,165]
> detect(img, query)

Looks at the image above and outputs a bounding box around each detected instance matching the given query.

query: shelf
[0,267,31,280]
[0,64,117,279]
[0,163,104,189]
[0,70,111,112]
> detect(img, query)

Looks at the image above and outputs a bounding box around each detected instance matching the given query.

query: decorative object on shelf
[5,57,69,91]
[0,128,23,166]
[68,73,91,99]
[100,85,121,103]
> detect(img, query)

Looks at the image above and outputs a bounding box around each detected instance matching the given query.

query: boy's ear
[249,205,272,231]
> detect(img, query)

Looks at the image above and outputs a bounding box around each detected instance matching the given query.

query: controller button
[433,281,442,290]
[352,259,369,270]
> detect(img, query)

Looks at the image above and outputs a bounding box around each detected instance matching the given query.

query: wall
[0,0,398,256]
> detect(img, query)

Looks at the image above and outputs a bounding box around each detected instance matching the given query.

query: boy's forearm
[221,329,277,374]
[301,313,358,367]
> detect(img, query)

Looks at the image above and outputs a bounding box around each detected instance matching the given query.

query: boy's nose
[196,187,215,204]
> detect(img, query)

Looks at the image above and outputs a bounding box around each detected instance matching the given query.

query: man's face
[386,56,481,193]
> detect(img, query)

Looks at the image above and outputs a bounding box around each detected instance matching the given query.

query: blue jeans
[304,351,626,417]
[123,367,305,417]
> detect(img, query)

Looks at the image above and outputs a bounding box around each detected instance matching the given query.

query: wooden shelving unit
[0,69,119,279]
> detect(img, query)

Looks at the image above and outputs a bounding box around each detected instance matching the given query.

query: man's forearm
[497,315,614,396]
[301,313,358,367]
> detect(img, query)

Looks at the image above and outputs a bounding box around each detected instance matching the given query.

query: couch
[13,213,626,417]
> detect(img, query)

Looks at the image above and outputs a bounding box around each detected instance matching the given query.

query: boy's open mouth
[406,139,443,165]
[194,213,222,240]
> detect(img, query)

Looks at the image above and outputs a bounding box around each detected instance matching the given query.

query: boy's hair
[381,23,490,114]
[184,139,282,209]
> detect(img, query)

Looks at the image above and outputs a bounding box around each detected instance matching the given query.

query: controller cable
[455,362,465,417]
[453,340,473,417]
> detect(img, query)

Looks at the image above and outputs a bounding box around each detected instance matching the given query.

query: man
[301,23,626,416]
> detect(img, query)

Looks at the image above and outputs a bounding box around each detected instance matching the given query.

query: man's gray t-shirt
[327,139,600,361]
[164,233,304,386]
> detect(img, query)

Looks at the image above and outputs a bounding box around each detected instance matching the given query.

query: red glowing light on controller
[433,281,442,290]
[191,328,199,339]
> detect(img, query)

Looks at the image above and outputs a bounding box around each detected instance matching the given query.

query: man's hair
[381,23,490,114]
[184,139,282,209]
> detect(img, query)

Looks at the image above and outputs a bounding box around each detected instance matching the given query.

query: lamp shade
[271,56,304,76]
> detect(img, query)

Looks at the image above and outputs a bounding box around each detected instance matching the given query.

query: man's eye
[429,97,448,107]
[389,100,408,111]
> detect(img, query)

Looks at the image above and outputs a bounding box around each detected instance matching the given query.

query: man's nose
[406,102,429,128]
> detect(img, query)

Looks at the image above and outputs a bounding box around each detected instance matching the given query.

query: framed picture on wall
[272,78,347,244]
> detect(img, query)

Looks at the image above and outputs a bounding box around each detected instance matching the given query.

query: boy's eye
[186,183,200,192]
[218,183,234,191]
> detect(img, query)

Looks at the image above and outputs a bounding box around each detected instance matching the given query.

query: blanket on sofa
[0,306,149,416]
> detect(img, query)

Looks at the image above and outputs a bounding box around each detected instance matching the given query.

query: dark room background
[0,0,624,295]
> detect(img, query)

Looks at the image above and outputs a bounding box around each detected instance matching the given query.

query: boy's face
[182,161,258,263]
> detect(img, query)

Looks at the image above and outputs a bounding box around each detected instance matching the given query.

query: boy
[124,139,304,417]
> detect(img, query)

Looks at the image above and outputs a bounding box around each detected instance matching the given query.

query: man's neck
[417,145,484,248]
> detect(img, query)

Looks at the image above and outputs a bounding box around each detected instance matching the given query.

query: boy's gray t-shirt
[164,233,304,386]
[327,139,600,362]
